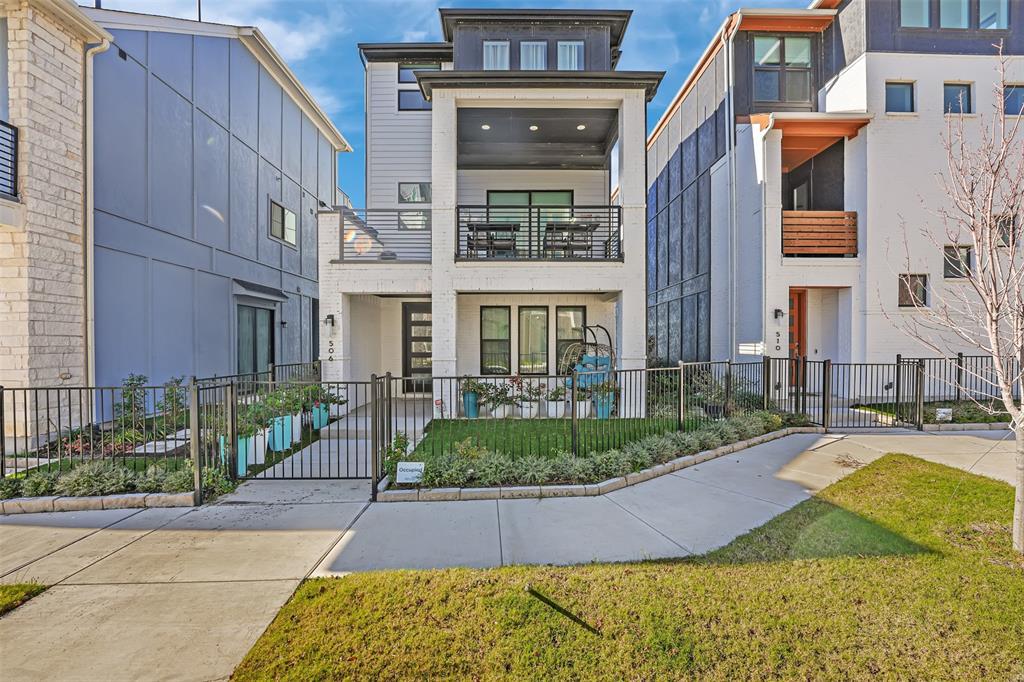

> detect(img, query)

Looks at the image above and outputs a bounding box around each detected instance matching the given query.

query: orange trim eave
[737,15,835,32]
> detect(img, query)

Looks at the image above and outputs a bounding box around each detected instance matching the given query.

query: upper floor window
[943,246,973,278]
[886,82,915,113]
[557,41,585,70]
[943,83,972,113]
[398,90,431,111]
[900,0,930,27]
[399,182,431,203]
[898,274,928,307]
[940,0,969,28]
[1005,85,1024,115]
[398,62,439,83]
[753,35,812,103]
[269,199,297,247]
[521,41,547,70]
[980,0,1009,29]
[483,41,510,70]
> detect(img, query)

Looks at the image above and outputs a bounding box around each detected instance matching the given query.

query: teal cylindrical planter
[268,415,293,452]
[221,435,253,477]
[592,394,614,419]
[311,404,329,429]
[462,391,479,418]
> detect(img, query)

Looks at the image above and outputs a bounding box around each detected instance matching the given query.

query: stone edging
[0,491,196,515]
[922,422,1010,431]
[378,426,826,503]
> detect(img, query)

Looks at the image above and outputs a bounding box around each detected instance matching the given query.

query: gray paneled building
[84,8,349,386]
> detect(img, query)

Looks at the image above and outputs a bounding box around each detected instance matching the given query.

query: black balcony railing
[0,120,17,199]
[456,205,622,261]
[337,207,432,262]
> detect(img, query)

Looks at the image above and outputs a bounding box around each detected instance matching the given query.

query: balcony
[337,208,431,262]
[0,120,17,199]
[456,205,622,261]
[782,210,857,257]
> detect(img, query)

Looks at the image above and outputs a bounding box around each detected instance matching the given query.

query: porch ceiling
[750,113,870,172]
[457,108,618,170]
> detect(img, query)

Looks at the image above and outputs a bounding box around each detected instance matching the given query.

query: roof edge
[417,70,665,102]
[37,0,112,44]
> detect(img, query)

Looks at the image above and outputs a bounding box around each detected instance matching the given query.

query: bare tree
[896,48,1024,553]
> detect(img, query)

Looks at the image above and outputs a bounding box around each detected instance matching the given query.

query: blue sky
[93,0,805,205]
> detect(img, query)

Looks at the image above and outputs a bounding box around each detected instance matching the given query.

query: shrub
[22,471,60,497]
[161,468,194,494]
[0,477,23,500]
[549,454,595,484]
[510,456,555,485]
[56,461,135,497]
[200,467,235,499]
[136,465,168,493]
[474,452,517,487]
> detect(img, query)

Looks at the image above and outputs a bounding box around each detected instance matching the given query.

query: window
[753,35,812,103]
[520,41,547,70]
[939,0,969,28]
[311,298,319,361]
[555,307,586,373]
[480,307,511,375]
[943,83,972,113]
[557,41,585,70]
[900,0,930,27]
[269,199,297,246]
[483,41,509,70]
[518,307,548,375]
[943,246,973,278]
[398,89,431,111]
[398,182,431,203]
[980,0,1009,29]
[1005,85,1024,115]
[398,210,430,231]
[398,62,439,83]
[237,305,274,374]
[996,213,1018,247]
[885,82,915,113]
[898,274,928,307]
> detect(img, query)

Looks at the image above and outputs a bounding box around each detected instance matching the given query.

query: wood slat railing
[782,210,857,256]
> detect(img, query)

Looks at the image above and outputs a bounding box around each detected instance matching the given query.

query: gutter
[83,36,111,387]
[723,13,740,361]
[756,112,777,366]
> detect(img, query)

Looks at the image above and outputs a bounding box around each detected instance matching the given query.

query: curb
[378,426,826,503]
[0,491,196,515]
[921,422,1011,431]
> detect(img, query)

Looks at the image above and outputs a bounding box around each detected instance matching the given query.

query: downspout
[758,112,777,363]
[722,13,740,360]
[83,37,111,387]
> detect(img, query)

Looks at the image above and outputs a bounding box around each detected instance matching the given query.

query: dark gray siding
[866,0,1024,55]
[822,0,867,83]
[93,28,335,386]
[452,23,612,70]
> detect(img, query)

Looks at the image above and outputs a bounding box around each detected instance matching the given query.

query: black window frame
[898,274,929,307]
[1004,84,1024,115]
[899,0,1011,31]
[398,89,432,111]
[751,33,814,106]
[939,0,970,28]
[996,212,1018,247]
[555,306,586,374]
[237,303,275,375]
[269,198,297,248]
[398,62,439,84]
[885,81,916,113]
[480,306,511,376]
[483,40,510,71]
[899,0,931,28]
[518,306,549,376]
[398,182,432,204]
[943,82,973,114]
[943,245,973,278]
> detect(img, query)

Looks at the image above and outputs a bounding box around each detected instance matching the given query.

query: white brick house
[318,9,662,386]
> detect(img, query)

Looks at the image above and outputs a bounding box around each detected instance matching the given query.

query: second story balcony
[456,205,621,261]
[337,208,432,262]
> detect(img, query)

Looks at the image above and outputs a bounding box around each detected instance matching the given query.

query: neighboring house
[644,0,1023,366]
[0,0,350,401]
[319,8,662,385]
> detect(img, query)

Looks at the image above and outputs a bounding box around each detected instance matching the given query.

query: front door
[788,289,807,386]
[402,302,432,393]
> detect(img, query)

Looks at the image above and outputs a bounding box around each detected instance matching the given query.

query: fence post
[955,352,964,402]
[894,354,903,421]
[677,362,685,430]
[915,359,925,431]
[370,374,379,502]
[0,385,6,482]
[268,362,276,385]
[822,359,832,431]
[385,372,393,446]
[724,362,733,418]
[762,357,771,410]
[570,369,579,455]
[226,381,238,482]
[189,378,203,504]
[800,356,808,416]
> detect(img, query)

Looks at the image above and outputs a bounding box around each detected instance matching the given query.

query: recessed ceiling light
[529,124,539,131]
[576,124,587,131]
[481,124,491,130]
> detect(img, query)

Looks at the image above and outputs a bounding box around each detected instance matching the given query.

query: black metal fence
[456,205,622,261]
[0,120,17,198]
[337,207,432,262]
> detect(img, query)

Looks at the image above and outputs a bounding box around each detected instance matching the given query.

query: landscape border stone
[1,491,196,515]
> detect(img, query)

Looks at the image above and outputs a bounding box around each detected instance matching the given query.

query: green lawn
[413,416,685,458]
[233,455,1024,680]
[0,584,45,616]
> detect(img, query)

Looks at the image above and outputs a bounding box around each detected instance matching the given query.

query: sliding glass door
[238,305,274,375]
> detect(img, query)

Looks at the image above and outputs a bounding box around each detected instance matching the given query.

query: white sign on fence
[396,461,425,484]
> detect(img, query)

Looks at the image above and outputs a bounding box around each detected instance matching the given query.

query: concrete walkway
[0,429,1014,681]
[313,429,1017,574]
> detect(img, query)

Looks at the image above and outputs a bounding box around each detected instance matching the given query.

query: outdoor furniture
[465,222,519,258]
[544,222,598,258]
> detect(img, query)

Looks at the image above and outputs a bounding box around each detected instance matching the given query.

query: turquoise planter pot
[462,392,480,418]
[592,393,615,419]
[220,435,254,477]
[311,404,330,429]
[268,415,293,452]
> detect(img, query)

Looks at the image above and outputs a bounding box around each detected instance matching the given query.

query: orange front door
[788,288,807,359]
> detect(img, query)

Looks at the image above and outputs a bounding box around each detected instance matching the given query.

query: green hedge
[0,460,234,501]
[392,411,807,489]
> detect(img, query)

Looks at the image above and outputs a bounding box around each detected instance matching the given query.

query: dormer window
[521,41,547,70]
[483,41,510,70]
[557,41,585,70]
[753,35,812,104]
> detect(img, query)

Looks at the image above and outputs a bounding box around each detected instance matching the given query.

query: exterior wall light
[480,124,491,130]
[529,125,539,131]
[774,308,785,319]
[576,124,586,130]
[325,314,335,327]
